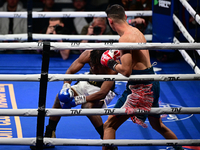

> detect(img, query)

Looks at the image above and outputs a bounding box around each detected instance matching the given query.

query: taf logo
[71,42,80,47]
[158,102,192,122]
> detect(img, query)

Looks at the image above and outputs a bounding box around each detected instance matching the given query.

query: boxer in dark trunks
[100,4,183,150]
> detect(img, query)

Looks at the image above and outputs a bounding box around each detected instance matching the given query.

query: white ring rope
[0,34,152,42]
[41,138,200,146]
[0,3,198,147]
[173,37,200,74]
[0,74,200,81]
[0,34,27,41]
[173,14,200,56]
[0,42,200,50]
[0,11,152,18]
[0,107,199,116]
[179,0,200,25]
[0,138,199,146]
[0,12,27,18]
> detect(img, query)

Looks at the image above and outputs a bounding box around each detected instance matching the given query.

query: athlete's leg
[148,116,184,150]
[102,115,129,150]
[49,94,62,121]
[82,101,104,139]
[148,116,178,139]
[45,94,62,138]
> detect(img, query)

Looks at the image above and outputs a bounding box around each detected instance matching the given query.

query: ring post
[27,0,33,42]
[152,0,175,53]
[36,42,50,149]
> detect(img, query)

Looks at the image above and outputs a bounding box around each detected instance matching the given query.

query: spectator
[87,0,109,11]
[41,0,59,12]
[32,0,61,33]
[0,0,27,34]
[129,0,153,34]
[61,0,93,55]
[41,18,71,60]
[81,17,113,43]
[65,0,93,35]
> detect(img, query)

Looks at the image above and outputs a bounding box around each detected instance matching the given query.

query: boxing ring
[0,0,200,150]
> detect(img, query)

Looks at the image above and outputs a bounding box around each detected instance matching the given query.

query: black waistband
[87,70,115,91]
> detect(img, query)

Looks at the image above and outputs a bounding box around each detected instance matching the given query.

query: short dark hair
[90,50,106,67]
[106,4,126,21]
[49,18,63,23]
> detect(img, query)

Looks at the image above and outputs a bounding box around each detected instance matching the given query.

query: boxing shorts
[114,67,160,127]
[71,81,115,108]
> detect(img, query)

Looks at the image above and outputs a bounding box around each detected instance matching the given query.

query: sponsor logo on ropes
[108,102,193,123]
[71,42,80,47]
[104,42,113,46]
[136,13,144,16]
[158,102,193,123]
[103,78,115,81]
[164,77,180,81]
[70,109,82,114]
[87,14,95,17]
[14,37,22,41]
[137,109,149,113]
[63,14,71,18]
[38,14,46,18]
[171,107,181,113]
[13,13,21,18]
[104,109,115,114]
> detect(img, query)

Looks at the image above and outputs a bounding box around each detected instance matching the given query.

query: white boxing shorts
[71,81,115,108]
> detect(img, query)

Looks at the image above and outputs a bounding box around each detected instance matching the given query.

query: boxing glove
[60,101,72,109]
[58,88,74,103]
[100,50,120,71]
[60,96,86,109]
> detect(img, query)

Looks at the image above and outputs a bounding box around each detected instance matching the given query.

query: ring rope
[0,3,198,148]
[179,0,200,25]
[0,107,199,116]
[173,14,195,43]
[0,42,200,50]
[173,37,200,74]
[0,74,199,81]
[173,14,200,56]
[0,138,199,146]
[0,34,152,42]
[0,10,152,18]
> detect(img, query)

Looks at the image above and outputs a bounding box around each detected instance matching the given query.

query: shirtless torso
[119,26,151,71]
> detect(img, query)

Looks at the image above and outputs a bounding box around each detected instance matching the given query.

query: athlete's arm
[115,51,132,77]
[114,36,133,77]
[85,80,115,102]
[64,50,91,84]
[85,69,116,102]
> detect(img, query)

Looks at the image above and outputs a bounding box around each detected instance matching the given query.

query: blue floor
[0,53,200,150]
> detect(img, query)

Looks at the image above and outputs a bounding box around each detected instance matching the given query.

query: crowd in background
[0,0,191,62]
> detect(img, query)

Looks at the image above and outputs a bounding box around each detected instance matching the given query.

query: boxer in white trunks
[45,49,118,143]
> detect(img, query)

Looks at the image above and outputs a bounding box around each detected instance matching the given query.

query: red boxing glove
[100,50,120,67]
